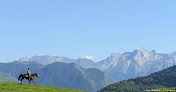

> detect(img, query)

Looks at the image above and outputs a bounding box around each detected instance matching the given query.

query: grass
[148,87,176,92]
[0,82,90,92]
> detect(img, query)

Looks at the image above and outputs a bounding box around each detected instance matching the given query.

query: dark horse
[18,73,39,85]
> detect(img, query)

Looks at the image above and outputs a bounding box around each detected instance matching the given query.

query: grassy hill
[0,82,90,92]
[0,72,18,82]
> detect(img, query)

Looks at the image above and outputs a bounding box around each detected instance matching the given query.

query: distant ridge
[17,55,95,68]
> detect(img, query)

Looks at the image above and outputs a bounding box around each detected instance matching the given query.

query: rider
[27,68,31,80]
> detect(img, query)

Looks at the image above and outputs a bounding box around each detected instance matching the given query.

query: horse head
[35,73,39,78]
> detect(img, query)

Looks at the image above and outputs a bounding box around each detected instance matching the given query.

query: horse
[18,73,39,85]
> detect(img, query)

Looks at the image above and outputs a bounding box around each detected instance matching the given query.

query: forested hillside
[99,65,176,92]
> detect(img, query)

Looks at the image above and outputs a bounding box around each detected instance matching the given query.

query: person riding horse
[27,68,31,80]
[18,68,39,85]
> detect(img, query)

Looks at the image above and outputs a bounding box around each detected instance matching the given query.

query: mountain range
[0,61,115,91]
[1,47,176,91]
[95,48,176,81]
[16,48,176,81]
[17,55,95,68]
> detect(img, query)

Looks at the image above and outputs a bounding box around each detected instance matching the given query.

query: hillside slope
[99,65,176,92]
[0,72,18,82]
[37,62,116,91]
[0,82,89,92]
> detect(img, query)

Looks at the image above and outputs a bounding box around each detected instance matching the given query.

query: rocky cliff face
[18,56,29,62]
[96,48,176,81]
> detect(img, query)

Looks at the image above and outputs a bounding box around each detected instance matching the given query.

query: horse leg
[28,80,31,85]
[20,78,23,85]
[32,80,35,85]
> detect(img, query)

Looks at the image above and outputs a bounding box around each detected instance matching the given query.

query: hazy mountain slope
[0,72,18,82]
[75,58,95,68]
[99,65,176,92]
[29,55,76,65]
[18,55,95,68]
[0,62,43,79]
[37,62,116,91]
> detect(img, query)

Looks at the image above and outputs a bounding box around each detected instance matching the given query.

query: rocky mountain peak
[29,55,65,62]
[132,48,151,61]
[110,53,121,58]
[136,47,149,52]
[18,56,29,62]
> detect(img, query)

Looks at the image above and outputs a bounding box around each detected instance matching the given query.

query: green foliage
[99,65,176,92]
[0,82,89,92]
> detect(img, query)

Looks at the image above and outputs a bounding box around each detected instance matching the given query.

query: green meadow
[0,82,90,92]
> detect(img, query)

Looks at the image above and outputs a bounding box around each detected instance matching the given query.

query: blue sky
[0,0,176,62]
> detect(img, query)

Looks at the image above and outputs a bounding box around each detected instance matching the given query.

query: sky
[0,0,176,62]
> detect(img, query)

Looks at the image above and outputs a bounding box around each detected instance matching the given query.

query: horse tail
[18,74,22,81]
